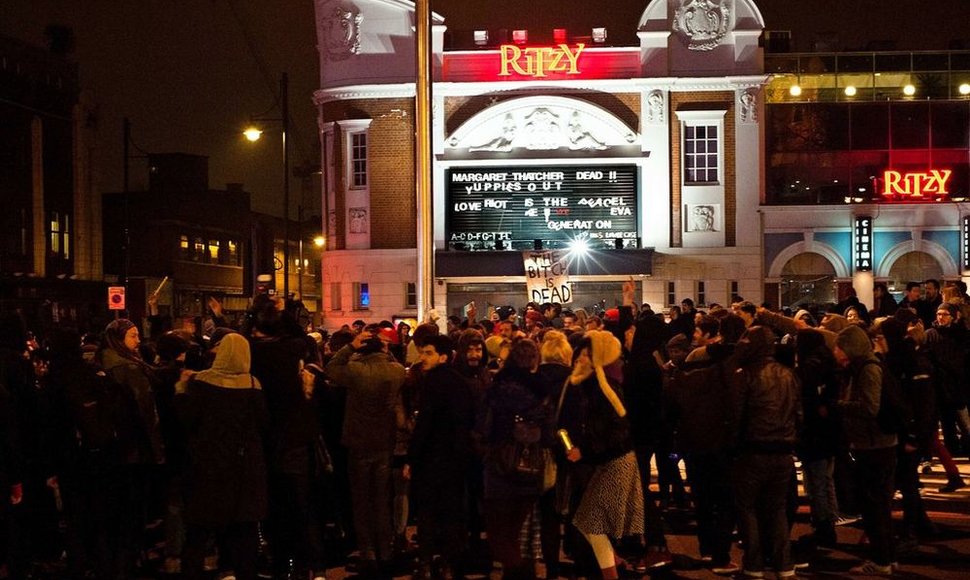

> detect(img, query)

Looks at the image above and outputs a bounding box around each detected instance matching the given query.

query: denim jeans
[801,457,838,526]
[733,452,793,573]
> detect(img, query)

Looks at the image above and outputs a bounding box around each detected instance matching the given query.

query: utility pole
[415,0,434,322]
[281,72,290,299]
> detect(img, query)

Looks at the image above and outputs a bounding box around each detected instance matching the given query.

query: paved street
[323,457,970,580]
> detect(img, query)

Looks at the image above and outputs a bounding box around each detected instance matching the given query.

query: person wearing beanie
[923,302,970,462]
[833,324,897,575]
[566,330,643,580]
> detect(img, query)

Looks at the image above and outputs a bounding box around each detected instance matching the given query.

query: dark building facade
[0,33,105,333]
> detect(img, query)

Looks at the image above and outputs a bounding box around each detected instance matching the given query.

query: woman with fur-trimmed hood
[565,330,643,580]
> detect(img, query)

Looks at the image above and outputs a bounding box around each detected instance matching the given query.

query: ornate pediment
[672,0,731,51]
[448,97,637,153]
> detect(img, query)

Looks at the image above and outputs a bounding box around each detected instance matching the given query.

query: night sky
[1,0,966,217]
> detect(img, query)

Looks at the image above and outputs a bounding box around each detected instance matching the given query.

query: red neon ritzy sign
[498,43,585,77]
[881,169,952,198]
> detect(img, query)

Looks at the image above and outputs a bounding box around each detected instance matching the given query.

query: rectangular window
[193,237,205,261]
[683,124,719,183]
[354,282,370,309]
[697,281,706,307]
[180,235,190,259]
[351,132,367,188]
[666,281,676,307]
[330,282,342,311]
[730,280,740,301]
[50,212,60,255]
[227,240,239,265]
[406,282,417,308]
[49,212,70,259]
[208,240,220,263]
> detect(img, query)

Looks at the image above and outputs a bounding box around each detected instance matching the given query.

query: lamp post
[245,73,291,298]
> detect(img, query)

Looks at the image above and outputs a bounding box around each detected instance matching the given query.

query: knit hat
[525,310,544,324]
[105,318,136,342]
[836,324,873,359]
[603,308,620,322]
[584,330,626,417]
[794,309,816,327]
[937,303,959,317]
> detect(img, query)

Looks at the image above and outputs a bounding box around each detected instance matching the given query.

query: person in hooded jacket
[730,326,801,579]
[793,328,841,549]
[176,333,269,580]
[833,325,897,575]
[99,318,164,578]
[566,330,643,580]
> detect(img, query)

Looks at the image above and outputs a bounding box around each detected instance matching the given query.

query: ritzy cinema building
[312,0,970,327]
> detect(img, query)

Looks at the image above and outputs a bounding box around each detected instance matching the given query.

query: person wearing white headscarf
[176,333,268,580]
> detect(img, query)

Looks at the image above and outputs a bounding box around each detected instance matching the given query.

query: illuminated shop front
[761,51,970,309]
[312,0,769,327]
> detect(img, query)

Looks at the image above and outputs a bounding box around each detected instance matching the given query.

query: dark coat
[407,364,474,504]
[326,345,406,453]
[176,380,269,526]
[666,357,738,455]
[477,367,553,499]
[249,335,316,472]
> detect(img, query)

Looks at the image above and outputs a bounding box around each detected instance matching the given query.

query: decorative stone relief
[673,0,731,51]
[323,3,362,61]
[646,91,665,124]
[523,108,562,150]
[449,97,638,152]
[567,112,607,150]
[348,207,368,234]
[468,114,517,152]
[739,89,757,123]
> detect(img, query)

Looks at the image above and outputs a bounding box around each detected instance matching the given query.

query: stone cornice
[313,75,770,105]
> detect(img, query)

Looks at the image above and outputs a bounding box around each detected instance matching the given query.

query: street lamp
[245,72,291,298]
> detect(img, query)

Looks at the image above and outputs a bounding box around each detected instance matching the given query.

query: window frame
[676,110,727,186]
[337,119,373,192]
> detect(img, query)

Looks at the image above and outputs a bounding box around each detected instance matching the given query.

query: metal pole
[123,117,131,310]
[415,0,434,322]
[298,204,304,297]
[282,72,290,299]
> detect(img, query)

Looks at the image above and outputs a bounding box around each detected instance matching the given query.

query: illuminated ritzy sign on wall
[499,43,585,77]
[881,169,952,199]
[855,216,873,272]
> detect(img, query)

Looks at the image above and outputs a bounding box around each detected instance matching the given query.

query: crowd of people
[1,276,968,579]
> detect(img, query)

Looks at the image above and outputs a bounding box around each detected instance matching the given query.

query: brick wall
[320,98,417,250]
[669,91,736,248]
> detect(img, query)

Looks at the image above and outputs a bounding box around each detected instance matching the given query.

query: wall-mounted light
[473,30,489,46]
[591,27,607,43]
[959,83,970,96]
[844,85,857,97]
[903,84,916,96]
[789,84,802,97]
[553,28,567,44]
[512,29,528,45]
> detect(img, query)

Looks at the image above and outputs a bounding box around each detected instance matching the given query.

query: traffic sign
[108,286,126,310]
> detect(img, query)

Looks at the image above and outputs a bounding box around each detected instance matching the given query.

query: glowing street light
[313,235,326,248]
[243,127,263,142]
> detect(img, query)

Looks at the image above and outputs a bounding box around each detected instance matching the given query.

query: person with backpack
[833,325,898,576]
[477,338,553,580]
